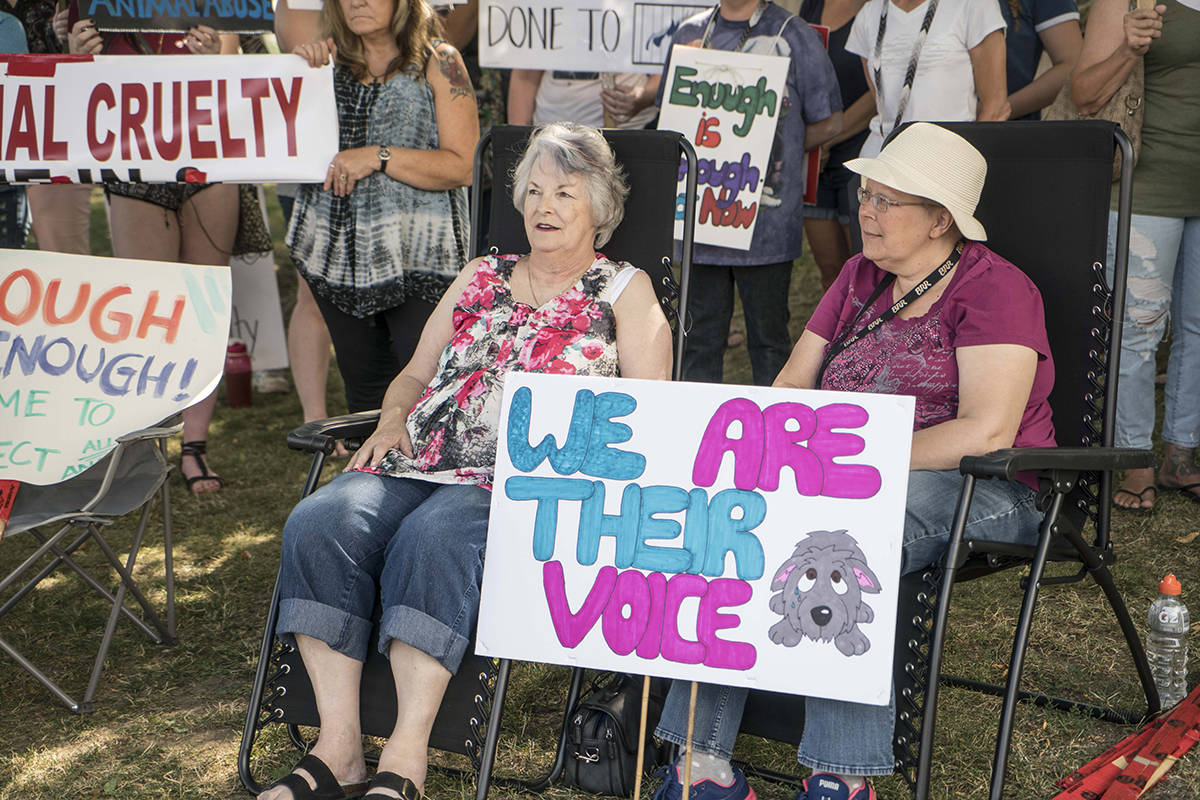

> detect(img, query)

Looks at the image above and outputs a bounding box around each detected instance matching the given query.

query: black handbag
[562,673,670,797]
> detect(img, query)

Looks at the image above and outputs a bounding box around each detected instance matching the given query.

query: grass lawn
[1,189,1198,800]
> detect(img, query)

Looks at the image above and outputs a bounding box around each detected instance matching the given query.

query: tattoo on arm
[438,48,473,100]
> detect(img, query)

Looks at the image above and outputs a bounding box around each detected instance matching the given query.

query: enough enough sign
[478,374,914,705]
[0,250,231,485]
[0,54,337,184]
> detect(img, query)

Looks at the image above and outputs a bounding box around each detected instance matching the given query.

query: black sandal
[362,772,423,800]
[180,440,225,494]
[259,753,368,799]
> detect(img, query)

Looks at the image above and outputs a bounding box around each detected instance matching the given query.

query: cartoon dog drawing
[768,530,881,657]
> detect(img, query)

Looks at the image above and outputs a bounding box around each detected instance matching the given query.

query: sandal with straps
[259,753,368,799]
[362,772,423,800]
[180,440,225,495]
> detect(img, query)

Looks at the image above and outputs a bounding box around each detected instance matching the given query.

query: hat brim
[845,155,988,242]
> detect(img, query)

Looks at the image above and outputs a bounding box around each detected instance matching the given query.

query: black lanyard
[817,239,964,386]
[700,0,768,50]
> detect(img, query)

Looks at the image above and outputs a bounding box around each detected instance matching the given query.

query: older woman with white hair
[651,123,1055,800]
[262,122,672,800]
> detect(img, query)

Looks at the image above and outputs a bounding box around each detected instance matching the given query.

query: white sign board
[478,374,914,706]
[479,0,709,73]
[0,54,337,184]
[657,46,787,250]
[0,250,231,485]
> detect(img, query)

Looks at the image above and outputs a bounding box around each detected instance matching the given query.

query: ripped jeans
[1106,212,1200,450]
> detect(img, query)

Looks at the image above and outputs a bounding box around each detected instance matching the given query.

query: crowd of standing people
[2,0,1197,797]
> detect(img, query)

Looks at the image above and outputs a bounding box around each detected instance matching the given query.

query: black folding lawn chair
[238,126,697,798]
[0,424,180,713]
[734,121,1157,800]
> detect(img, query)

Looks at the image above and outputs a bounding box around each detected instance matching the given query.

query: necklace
[700,0,768,50]
[526,263,544,307]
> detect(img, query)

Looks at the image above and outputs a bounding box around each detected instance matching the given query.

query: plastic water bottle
[1146,574,1189,708]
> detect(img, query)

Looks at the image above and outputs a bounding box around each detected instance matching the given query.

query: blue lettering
[504,475,594,561]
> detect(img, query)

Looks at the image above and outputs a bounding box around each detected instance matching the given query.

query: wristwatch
[377,145,391,171]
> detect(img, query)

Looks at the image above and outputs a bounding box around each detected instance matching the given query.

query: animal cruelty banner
[478,374,915,706]
[479,0,709,73]
[0,55,337,184]
[657,46,787,250]
[84,0,274,34]
[0,250,231,486]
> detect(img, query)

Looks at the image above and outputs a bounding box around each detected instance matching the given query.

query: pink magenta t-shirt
[807,241,1056,462]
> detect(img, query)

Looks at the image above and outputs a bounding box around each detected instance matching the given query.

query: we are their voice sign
[0,55,337,184]
[657,47,787,250]
[479,374,914,706]
[0,250,231,485]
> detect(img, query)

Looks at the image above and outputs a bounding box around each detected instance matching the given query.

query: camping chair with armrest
[237,125,697,798]
[732,120,1157,800]
[0,423,181,713]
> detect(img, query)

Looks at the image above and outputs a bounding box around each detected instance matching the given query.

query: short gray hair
[511,122,629,248]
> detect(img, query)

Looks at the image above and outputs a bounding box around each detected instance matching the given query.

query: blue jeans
[655,469,1041,776]
[682,260,794,386]
[277,471,491,673]
[1107,212,1200,449]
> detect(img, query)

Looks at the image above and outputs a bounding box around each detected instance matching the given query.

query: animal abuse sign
[478,374,914,705]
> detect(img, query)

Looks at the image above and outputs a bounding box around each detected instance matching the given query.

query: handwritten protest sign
[85,0,273,34]
[0,250,231,486]
[657,46,787,250]
[479,0,708,73]
[0,55,337,184]
[478,374,914,705]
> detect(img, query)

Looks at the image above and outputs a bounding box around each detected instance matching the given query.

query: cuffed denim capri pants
[277,470,492,673]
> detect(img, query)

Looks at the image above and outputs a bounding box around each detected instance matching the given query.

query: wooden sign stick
[681,681,699,800]
[633,675,651,800]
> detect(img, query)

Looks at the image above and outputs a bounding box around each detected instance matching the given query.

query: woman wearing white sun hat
[652,123,1055,800]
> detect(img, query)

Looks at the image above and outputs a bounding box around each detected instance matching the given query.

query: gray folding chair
[0,423,181,713]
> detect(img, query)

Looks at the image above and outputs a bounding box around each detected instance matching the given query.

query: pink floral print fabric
[372,253,628,487]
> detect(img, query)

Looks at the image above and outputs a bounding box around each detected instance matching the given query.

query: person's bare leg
[803,217,851,291]
[27,183,94,254]
[175,185,239,491]
[257,634,369,800]
[289,275,334,422]
[1158,443,1200,501]
[371,640,454,796]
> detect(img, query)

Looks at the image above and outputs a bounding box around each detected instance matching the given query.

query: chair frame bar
[0,433,178,713]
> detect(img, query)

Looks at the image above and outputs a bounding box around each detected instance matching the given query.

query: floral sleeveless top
[370,254,634,488]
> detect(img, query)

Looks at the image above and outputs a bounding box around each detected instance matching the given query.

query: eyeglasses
[856,186,937,214]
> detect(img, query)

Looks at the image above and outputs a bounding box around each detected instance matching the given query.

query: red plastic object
[224,341,252,408]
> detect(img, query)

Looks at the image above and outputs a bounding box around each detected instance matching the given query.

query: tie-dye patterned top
[287,63,469,318]
[370,254,634,487]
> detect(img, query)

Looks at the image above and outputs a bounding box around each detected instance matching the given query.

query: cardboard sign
[478,374,914,706]
[0,250,231,486]
[657,45,788,250]
[0,54,337,184]
[229,186,287,371]
[479,0,709,73]
[85,0,274,34]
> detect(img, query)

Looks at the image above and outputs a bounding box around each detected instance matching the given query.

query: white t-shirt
[533,73,657,130]
[847,0,1005,157]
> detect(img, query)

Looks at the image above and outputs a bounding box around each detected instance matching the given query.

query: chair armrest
[287,411,382,454]
[959,447,1155,481]
[116,423,184,443]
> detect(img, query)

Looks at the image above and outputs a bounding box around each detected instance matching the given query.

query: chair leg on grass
[988,491,1063,800]
[915,475,977,800]
[475,657,511,800]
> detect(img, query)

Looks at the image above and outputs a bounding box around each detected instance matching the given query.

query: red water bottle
[224,340,253,408]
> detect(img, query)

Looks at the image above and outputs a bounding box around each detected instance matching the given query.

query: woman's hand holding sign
[184,25,223,55]
[293,37,338,68]
[68,19,102,55]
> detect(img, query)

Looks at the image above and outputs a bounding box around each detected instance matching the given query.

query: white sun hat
[844,122,989,241]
